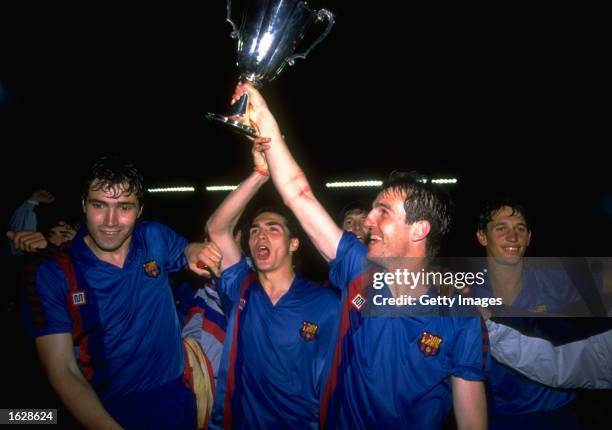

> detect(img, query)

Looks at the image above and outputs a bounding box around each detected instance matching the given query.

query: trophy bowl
[206,0,334,137]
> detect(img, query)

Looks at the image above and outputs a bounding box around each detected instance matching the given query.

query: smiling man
[476,198,580,429]
[340,204,367,244]
[21,156,214,429]
[232,82,489,430]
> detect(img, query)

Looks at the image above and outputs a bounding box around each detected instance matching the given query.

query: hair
[82,156,145,204]
[338,201,368,224]
[250,206,299,240]
[477,197,530,232]
[382,171,453,260]
[37,208,80,237]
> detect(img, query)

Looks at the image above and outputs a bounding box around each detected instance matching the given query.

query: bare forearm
[261,119,309,210]
[206,171,269,269]
[48,368,121,429]
[452,377,487,430]
[240,83,342,261]
[206,171,269,238]
[265,129,341,261]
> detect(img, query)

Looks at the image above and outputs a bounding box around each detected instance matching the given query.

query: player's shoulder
[297,277,341,305]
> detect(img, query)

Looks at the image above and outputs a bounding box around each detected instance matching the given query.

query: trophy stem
[240,73,264,89]
[206,92,258,138]
[206,83,260,137]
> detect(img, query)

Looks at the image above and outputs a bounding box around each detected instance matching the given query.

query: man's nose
[506,228,518,242]
[104,208,118,226]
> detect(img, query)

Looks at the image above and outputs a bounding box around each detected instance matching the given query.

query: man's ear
[476,230,488,246]
[411,220,431,242]
[137,204,144,219]
[289,237,299,252]
[81,198,86,213]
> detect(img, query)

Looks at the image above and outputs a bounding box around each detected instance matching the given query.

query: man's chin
[98,243,123,252]
[253,259,271,271]
[92,236,125,252]
[493,255,522,266]
[366,250,384,265]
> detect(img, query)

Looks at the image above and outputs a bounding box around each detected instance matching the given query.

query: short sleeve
[450,317,489,381]
[217,256,253,304]
[143,222,188,273]
[328,232,368,293]
[22,259,73,338]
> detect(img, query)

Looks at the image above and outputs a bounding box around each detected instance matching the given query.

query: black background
[2,1,610,257]
[1,1,611,427]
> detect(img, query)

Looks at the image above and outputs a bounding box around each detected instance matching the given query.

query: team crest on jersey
[418,331,443,357]
[351,293,366,311]
[239,298,247,310]
[143,260,160,277]
[71,291,87,306]
[300,321,319,341]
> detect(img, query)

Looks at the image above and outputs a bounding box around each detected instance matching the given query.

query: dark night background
[1,1,610,426]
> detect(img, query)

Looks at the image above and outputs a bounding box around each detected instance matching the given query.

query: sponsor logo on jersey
[351,294,366,311]
[72,291,87,306]
[300,321,319,341]
[418,331,443,357]
[143,260,160,277]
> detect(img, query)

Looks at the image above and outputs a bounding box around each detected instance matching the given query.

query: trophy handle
[225,0,239,39]
[286,9,335,66]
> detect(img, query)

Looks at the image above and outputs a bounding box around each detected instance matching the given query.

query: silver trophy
[206,0,334,137]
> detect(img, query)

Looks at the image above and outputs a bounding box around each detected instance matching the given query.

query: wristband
[254,167,270,177]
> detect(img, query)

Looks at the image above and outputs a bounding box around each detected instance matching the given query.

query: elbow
[204,220,214,237]
[205,219,222,239]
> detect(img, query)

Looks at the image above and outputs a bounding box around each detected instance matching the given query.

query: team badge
[239,298,247,310]
[143,260,160,277]
[300,321,319,341]
[351,294,366,311]
[418,331,443,357]
[71,291,87,306]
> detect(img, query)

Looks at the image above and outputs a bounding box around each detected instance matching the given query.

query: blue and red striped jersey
[474,268,577,417]
[210,257,340,429]
[23,221,187,401]
[322,232,489,430]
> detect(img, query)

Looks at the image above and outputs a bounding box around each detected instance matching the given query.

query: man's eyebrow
[250,221,284,229]
[374,201,392,211]
[87,198,137,207]
[87,198,107,205]
[265,221,283,227]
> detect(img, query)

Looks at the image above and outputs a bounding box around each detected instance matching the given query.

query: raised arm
[205,142,271,271]
[36,334,122,429]
[234,83,342,262]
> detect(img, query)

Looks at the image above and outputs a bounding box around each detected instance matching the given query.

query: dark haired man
[339,202,368,244]
[475,198,582,429]
[205,147,340,429]
[21,156,215,429]
[233,83,488,430]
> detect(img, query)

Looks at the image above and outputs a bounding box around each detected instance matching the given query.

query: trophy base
[205,112,259,138]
